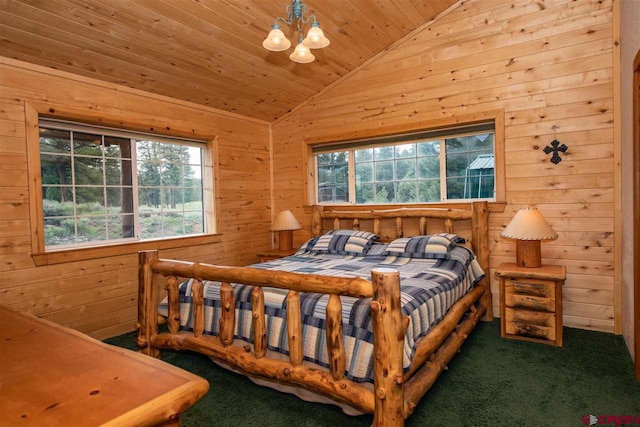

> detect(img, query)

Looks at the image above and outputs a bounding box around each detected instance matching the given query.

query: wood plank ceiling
[0,0,458,122]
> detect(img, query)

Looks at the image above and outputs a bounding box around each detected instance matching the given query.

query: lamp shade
[501,207,558,241]
[263,27,291,51]
[289,42,315,63]
[271,210,302,231]
[302,24,330,49]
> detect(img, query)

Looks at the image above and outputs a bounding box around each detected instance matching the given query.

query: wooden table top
[0,306,209,426]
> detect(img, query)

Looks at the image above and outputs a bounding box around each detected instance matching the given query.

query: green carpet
[106,321,640,426]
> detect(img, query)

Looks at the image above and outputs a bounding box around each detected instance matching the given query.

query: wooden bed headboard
[312,201,492,320]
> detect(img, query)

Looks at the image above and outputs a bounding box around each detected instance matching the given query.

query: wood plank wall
[272,0,616,332]
[0,58,272,340]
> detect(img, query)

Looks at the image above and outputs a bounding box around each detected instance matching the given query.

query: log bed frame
[137,202,492,426]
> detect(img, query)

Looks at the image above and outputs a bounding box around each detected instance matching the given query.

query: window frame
[25,102,220,266]
[314,131,496,204]
[303,111,506,208]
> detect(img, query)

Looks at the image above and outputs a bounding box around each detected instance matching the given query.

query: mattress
[158,243,485,383]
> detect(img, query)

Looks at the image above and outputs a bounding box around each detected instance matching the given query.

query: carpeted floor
[106,321,640,426]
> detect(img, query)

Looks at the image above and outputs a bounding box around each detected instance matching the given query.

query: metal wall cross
[543,140,567,165]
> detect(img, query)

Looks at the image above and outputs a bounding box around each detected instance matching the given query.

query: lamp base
[278,230,294,251]
[515,240,541,268]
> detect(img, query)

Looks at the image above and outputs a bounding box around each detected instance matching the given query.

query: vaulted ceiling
[0,0,459,121]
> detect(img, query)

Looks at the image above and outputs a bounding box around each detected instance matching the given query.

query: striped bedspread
[158,244,485,383]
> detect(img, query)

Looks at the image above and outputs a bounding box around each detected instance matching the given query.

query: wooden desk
[0,306,209,426]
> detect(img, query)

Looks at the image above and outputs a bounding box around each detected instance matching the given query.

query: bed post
[471,201,493,320]
[137,250,160,358]
[371,268,406,426]
[312,205,324,237]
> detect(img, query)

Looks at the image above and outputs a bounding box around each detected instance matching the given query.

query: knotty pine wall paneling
[0,58,272,339]
[272,0,617,332]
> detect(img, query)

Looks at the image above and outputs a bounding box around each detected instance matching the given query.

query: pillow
[310,230,379,256]
[365,242,389,256]
[383,233,465,259]
[438,233,466,245]
[295,236,320,254]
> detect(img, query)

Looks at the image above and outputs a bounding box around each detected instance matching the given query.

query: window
[314,122,495,204]
[38,119,210,249]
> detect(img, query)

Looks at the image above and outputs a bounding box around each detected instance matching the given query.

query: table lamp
[271,210,302,251]
[501,207,558,268]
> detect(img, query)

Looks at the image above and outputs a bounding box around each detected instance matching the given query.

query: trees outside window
[39,123,205,248]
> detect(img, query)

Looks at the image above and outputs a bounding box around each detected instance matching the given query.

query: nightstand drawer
[504,293,555,312]
[504,278,555,312]
[505,307,556,328]
[505,278,555,298]
[505,320,556,341]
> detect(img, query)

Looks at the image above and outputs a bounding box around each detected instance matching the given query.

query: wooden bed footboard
[137,202,491,426]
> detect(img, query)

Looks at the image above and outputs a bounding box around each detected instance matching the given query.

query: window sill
[31,234,222,266]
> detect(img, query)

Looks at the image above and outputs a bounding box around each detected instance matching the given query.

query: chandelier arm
[271,3,296,26]
[286,3,295,21]
[299,13,317,25]
[274,16,293,27]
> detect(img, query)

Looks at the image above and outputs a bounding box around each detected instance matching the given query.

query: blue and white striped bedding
[158,244,485,383]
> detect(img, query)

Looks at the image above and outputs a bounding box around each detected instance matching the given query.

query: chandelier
[262,0,330,64]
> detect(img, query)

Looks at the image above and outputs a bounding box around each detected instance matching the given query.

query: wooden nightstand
[256,249,297,262]
[495,263,566,347]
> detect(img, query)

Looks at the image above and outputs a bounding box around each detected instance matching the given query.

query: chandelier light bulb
[302,24,330,49]
[262,27,291,52]
[289,42,315,63]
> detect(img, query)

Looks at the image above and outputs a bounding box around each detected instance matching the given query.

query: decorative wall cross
[543,140,567,165]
